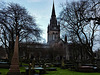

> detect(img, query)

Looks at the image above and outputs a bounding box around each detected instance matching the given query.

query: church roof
[51,1,56,17]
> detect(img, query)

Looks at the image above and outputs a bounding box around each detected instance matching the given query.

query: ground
[0,67,100,75]
[45,68,100,75]
[0,67,25,75]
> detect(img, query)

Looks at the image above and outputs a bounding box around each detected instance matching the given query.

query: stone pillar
[7,36,20,75]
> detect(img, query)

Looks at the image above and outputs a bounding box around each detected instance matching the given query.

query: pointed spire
[51,0,56,17]
[50,0,57,26]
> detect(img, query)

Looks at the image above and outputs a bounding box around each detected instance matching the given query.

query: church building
[47,1,60,45]
[47,1,69,60]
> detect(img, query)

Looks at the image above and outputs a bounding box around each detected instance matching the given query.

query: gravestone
[26,63,36,75]
[46,68,57,71]
[7,36,20,75]
[61,58,66,69]
[32,58,35,69]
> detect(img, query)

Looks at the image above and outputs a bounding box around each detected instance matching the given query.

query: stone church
[47,1,69,60]
[47,2,60,45]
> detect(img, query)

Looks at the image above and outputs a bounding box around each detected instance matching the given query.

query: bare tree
[0,3,41,61]
[87,0,100,25]
[59,0,100,63]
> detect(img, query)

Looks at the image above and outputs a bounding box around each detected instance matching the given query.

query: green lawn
[45,68,100,75]
[0,63,28,75]
[0,67,100,75]
[0,68,9,75]
[0,67,26,75]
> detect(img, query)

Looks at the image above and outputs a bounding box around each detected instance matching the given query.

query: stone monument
[7,36,20,75]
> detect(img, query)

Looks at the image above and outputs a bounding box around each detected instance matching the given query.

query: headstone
[26,63,35,75]
[61,58,64,67]
[61,58,66,69]
[7,36,20,75]
[46,68,57,71]
[32,58,35,69]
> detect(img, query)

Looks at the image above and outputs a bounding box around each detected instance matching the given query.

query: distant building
[47,1,69,60]
[47,2,60,45]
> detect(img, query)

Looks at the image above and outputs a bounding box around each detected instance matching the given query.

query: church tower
[47,1,60,44]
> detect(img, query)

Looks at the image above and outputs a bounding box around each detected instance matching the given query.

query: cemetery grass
[0,68,8,75]
[0,67,25,75]
[0,63,28,75]
[45,68,100,75]
[0,66,100,75]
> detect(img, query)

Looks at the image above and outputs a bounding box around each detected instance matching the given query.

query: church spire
[50,0,57,26]
[51,0,56,17]
[47,0,60,44]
